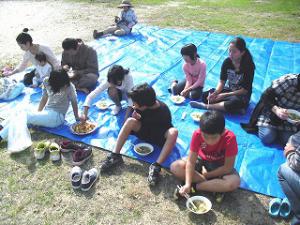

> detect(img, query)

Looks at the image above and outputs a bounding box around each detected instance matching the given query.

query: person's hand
[179,184,191,196]
[80,114,88,122]
[2,70,13,77]
[62,65,70,71]
[180,89,189,97]
[274,107,289,120]
[132,110,141,120]
[207,92,217,102]
[114,16,120,23]
[284,142,295,157]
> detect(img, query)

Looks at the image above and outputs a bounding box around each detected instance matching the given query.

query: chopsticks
[177,185,198,211]
[129,142,143,152]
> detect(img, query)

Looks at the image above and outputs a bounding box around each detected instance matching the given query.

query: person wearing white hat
[93,0,137,39]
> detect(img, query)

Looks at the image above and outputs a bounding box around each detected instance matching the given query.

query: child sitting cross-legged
[100,83,178,186]
[171,110,240,200]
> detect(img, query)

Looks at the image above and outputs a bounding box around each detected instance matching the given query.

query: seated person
[278,131,300,225]
[93,0,137,39]
[170,43,206,100]
[100,83,178,186]
[190,37,255,114]
[241,73,300,145]
[171,111,240,200]
[61,38,99,94]
[81,65,134,118]
[0,70,79,142]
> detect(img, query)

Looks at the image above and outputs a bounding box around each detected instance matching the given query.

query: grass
[1,0,299,224]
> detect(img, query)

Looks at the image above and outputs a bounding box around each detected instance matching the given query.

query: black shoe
[100,152,123,173]
[147,163,161,186]
[93,30,103,39]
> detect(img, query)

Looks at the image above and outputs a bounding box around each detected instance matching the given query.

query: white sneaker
[111,105,121,115]
[49,143,60,162]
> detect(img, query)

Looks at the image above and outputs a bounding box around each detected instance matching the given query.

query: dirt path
[0,0,156,65]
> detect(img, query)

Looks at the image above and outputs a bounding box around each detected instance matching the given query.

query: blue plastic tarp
[1,24,300,198]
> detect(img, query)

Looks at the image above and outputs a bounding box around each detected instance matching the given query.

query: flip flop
[279,197,291,218]
[269,198,282,217]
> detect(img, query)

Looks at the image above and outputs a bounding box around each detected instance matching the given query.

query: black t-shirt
[136,100,172,130]
[220,57,255,99]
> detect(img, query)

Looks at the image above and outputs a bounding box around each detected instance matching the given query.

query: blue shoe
[279,198,291,218]
[269,198,282,217]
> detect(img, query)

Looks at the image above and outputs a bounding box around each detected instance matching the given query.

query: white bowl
[186,196,212,214]
[96,100,109,110]
[133,143,154,156]
[287,109,300,124]
[170,95,185,104]
[190,112,203,122]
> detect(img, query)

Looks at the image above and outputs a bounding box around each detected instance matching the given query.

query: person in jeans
[0,70,79,142]
[171,111,240,200]
[93,0,137,39]
[4,28,60,77]
[278,131,300,225]
[61,38,99,94]
[170,43,206,100]
[100,83,178,186]
[190,37,255,114]
[241,74,300,145]
[81,65,134,117]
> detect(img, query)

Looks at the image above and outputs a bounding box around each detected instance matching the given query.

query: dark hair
[62,38,82,50]
[48,70,70,93]
[200,111,225,134]
[128,83,156,107]
[16,28,33,45]
[230,37,255,72]
[107,65,129,85]
[180,43,199,61]
[35,52,47,62]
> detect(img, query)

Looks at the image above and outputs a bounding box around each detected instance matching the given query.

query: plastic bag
[7,111,32,153]
[0,78,25,100]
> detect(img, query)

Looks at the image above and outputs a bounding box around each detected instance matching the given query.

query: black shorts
[131,125,169,147]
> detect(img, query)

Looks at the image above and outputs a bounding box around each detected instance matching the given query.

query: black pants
[172,79,203,100]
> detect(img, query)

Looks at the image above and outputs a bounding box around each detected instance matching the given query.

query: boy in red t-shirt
[171,110,240,200]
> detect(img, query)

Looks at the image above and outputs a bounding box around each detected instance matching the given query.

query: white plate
[96,100,110,110]
[287,109,300,124]
[190,112,203,122]
[170,95,185,104]
[70,121,97,136]
[133,143,154,156]
[186,196,212,214]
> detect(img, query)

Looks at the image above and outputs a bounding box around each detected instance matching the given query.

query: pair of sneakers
[269,197,291,218]
[100,152,161,186]
[59,140,93,166]
[71,166,99,191]
[34,141,60,161]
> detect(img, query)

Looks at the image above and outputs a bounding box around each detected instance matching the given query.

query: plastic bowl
[186,196,212,214]
[96,100,109,110]
[190,112,203,122]
[170,95,185,104]
[133,143,154,156]
[287,109,300,124]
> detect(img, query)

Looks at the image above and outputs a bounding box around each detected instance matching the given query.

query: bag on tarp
[0,78,25,100]
[7,111,32,153]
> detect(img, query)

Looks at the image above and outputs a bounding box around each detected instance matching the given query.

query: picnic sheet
[1,24,300,198]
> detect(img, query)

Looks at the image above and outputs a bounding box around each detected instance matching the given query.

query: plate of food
[287,109,300,124]
[190,111,203,122]
[186,196,212,215]
[96,100,110,110]
[133,143,154,156]
[170,95,185,104]
[70,121,97,135]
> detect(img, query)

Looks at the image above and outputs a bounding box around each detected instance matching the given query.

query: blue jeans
[0,109,64,140]
[278,163,300,224]
[258,126,294,145]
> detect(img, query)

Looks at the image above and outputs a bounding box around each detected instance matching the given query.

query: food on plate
[189,200,209,214]
[73,121,96,134]
[171,95,185,104]
[191,112,203,122]
[135,146,152,154]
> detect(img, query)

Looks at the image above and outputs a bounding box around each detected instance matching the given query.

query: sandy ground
[0,1,290,225]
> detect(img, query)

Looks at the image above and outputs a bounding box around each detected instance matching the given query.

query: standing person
[61,38,99,94]
[93,0,137,39]
[99,83,178,186]
[3,28,60,76]
[170,43,206,100]
[0,69,79,141]
[190,37,255,114]
[241,73,300,145]
[278,131,300,225]
[81,65,134,118]
[171,111,240,201]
